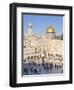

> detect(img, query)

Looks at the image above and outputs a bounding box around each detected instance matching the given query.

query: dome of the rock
[47,26,55,33]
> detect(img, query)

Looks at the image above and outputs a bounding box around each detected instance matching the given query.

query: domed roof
[47,26,55,33]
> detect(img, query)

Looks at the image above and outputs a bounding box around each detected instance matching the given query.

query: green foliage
[55,33,63,40]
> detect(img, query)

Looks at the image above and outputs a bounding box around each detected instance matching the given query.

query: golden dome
[47,26,55,33]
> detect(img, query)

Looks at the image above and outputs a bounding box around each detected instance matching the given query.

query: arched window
[34,56,36,59]
[31,56,33,59]
[27,56,30,59]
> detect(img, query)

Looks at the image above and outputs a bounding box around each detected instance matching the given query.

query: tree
[60,33,63,40]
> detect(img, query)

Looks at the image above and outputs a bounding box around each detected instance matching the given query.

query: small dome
[47,26,55,33]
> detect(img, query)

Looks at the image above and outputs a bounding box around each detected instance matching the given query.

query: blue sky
[22,14,63,35]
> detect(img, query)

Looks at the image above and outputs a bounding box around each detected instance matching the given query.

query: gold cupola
[47,26,55,33]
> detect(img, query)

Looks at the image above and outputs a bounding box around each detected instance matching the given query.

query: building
[23,21,64,65]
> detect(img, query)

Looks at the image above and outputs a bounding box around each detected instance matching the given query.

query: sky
[22,14,63,35]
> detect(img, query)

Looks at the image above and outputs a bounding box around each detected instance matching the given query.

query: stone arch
[31,56,33,59]
[27,56,30,59]
[34,56,36,59]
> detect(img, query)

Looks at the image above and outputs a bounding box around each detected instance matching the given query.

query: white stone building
[23,21,64,65]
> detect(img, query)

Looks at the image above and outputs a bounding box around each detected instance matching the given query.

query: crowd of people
[22,61,63,75]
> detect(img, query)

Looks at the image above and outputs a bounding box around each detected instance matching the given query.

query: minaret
[28,21,32,35]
